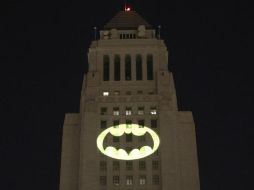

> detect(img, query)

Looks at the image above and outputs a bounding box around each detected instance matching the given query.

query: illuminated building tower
[59,9,200,190]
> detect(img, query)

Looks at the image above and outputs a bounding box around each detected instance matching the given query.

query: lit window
[151,119,157,128]
[113,161,120,171]
[100,176,107,185]
[100,120,107,129]
[113,107,120,116]
[113,176,120,186]
[100,161,107,171]
[152,175,160,185]
[138,107,144,115]
[125,107,132,115]
[139,161,146,170]
[139,175,146,185]
[103,91,109,96]
[150,107,157,115]
[126,176,133,185]
[152,160,159,170]
[126,161,133,170]
[101,107,107,115]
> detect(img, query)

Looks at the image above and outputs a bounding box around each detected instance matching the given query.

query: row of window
[103,54,154,81]
[102,90,155,96]
[101,119,157,130]
[100,175,160,186]
[100,106,157,115]
[100,160,159,171]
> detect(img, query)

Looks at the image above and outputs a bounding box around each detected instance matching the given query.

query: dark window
[139,161,146,170]
[103,55,110,81]
[101,107,107,115]
[100,161,107,171]
[126,161,133,170]
[151,119,157,128]
[138,120,145,127]
[126,134,132,142]
[152,175,160,185]
[136,54,142,80]
[152,160,159,170]
[100,176,107,185]
[100,120,107,129]
[125,55,131,80]
[113,176,120,185]
[114,55,120,81]
[147,54,153,80]
[113,161,120,171]
[138,107,144,115]
[113,136,120,143]
[113,120,120,127]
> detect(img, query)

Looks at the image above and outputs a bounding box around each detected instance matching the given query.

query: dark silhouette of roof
[103,11,153,30]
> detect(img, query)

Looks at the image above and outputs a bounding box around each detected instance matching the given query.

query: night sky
[1,0,253,190]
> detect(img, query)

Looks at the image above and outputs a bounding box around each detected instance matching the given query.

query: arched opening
[125,55,131,80]
[114,55,120,81]
[147,54,153,80]
[103,55,110,81]
[136,54,142,80]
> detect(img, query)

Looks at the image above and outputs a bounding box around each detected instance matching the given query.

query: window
[138,120,145,127]
[101,107,107,115]
[100,176,107,185]
[126,120,132,128]
[113,107,120,116]
[113,136,120,143]
[113,120,120,127]
[136,54,142,80]
[126,176,133,185]
[137,90,143,94]
[150,107,157,115]
[126,91,132,95]
[152,160,159,170]
[147,54,153,80]
[125,55,131,80]
[139,175,146,185]
[103,55,110,81]
[126,161,133,170]
[113,176,120,185]
[114,55,121,81]
[103,91,109,96]
[152,175,160,185]
[113,161,120,171]
[100,161,107,171]
[139,135,146,142]
[151,119,157,128]
[137,107,144,115]
[139,161,146,170]
[100,120,107,129]
[125,107,132,115]
[126,134,132,142]
[114,91,120,95]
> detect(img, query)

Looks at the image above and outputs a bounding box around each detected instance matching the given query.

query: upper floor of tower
[100,10,155,40]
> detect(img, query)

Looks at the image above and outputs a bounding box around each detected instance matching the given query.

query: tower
[59,9,200,190]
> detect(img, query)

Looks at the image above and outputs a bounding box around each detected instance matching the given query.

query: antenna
[158,25,161,39]
[93,26,97,40]
[124,0,127,11]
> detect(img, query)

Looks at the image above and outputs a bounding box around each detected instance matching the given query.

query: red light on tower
[125,7,131,11]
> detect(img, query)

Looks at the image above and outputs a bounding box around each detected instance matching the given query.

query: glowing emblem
[96,124,160,160]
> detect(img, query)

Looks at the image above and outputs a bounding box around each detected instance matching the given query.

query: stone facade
[59,10,200,190]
